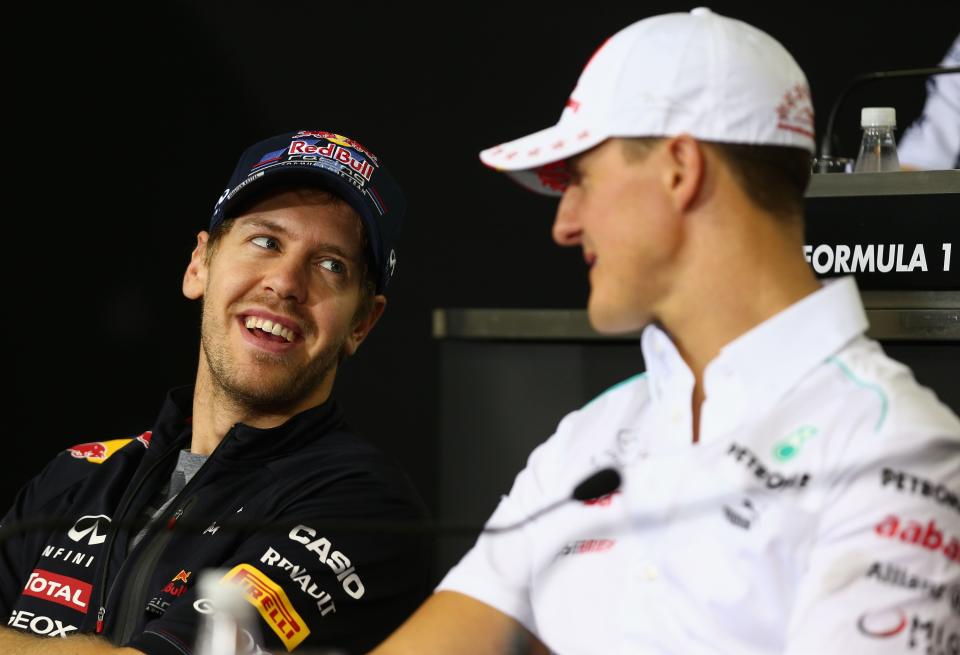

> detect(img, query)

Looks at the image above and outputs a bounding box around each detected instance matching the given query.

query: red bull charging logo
[66,438,133,464]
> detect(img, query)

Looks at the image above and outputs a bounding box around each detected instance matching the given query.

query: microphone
[0,468,622,544]
[819,65,960,164]
[482,467,622,534]
[572,467,621,502]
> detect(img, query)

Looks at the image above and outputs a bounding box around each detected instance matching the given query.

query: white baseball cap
[480,8,815,196]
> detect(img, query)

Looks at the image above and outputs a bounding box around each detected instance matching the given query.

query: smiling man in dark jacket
[0,130,429,655]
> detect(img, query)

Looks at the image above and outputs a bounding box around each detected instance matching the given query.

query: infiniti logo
[67,515,111,546]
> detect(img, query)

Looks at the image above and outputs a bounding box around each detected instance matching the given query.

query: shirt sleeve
[784,397,960,654]
[0,452,95,617]
[127,460,431,655]
[897,34,960,169]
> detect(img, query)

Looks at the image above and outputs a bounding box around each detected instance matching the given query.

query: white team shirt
[898,33,960,170]
[439,276,960,654]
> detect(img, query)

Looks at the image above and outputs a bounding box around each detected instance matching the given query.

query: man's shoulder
[516,372,652,480]
[264,426,427,518]
[59,431,154,466]
[813,337,960,456]
[8,430,152,518]
[561,372,651,438]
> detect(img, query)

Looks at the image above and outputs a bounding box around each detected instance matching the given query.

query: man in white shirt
[373,8,960,654]
[899,33,960,170]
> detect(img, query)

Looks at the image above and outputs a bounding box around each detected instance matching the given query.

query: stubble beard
[200,302,344,415]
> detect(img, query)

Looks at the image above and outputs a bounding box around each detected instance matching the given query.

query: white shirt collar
[640,276,869,443]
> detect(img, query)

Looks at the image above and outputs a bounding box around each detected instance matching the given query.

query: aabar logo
[874,514,960,565]
[68,515,111,546]
[222,564,310,651]
[22,569,92,614]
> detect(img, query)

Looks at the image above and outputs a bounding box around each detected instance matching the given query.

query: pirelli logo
[222,564,309,651]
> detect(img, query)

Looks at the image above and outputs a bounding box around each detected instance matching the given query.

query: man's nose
[263,257,308,303]
[552,190,582,246]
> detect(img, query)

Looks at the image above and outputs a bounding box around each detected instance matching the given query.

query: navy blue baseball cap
[210,130,405,293]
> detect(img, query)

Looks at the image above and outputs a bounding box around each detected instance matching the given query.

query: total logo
[68,515,111,546]
[22,569,92,613]
[7,610,77,638]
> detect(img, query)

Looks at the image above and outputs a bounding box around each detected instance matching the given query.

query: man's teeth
[244,317,295,342]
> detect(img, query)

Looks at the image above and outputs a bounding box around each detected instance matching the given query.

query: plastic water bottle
[193,570,263,655]
[854,107,899,173]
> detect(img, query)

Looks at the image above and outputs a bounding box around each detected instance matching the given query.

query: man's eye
[251,236,279,250]
[318,259,345,274]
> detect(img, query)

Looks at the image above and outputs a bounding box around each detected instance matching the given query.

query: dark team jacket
[0,386,430,654]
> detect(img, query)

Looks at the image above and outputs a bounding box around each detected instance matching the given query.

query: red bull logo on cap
[287,140,375,182]
[293,131,379,164]
[66,439,133,464]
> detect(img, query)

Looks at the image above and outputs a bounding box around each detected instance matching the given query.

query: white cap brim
[479,121,609,196]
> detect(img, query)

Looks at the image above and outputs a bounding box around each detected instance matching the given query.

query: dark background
[9,2,959,526]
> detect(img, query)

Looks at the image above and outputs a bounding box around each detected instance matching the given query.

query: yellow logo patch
[66,439,133,464]
[222,564,310,651]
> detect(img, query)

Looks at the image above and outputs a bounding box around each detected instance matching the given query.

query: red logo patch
[22,569,92,613]
[875,514,960,565]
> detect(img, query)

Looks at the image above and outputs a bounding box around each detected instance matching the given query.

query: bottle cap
[861,107,896,127]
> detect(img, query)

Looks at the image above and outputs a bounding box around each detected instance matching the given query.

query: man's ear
[183,232,210,300]
[344,295,387,357]
[662,134,705,213]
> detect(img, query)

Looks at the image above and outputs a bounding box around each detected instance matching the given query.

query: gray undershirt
[129,449,209,552]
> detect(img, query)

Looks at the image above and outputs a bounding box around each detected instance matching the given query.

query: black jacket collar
[149,385,347,462]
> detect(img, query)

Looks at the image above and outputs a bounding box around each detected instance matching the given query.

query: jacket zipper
[96,425,237,637]
[112,495,198,645]
[95,446,182,634]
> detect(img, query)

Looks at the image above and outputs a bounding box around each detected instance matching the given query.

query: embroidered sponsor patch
[222,564,309,651]
[22,569,92,613]
[66,438,132,464]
